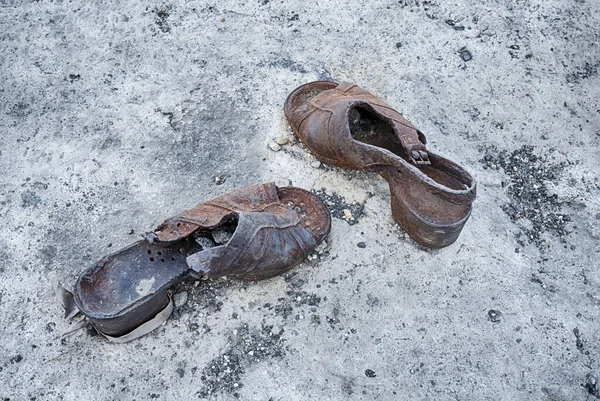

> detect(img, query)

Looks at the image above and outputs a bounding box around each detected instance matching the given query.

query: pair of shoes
[55,81,475,342]
[284,81,476,248]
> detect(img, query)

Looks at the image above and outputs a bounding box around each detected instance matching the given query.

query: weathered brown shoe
[59,183,330,342]
[284,81,476,248]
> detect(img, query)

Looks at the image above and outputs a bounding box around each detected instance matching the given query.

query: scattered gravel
[268,142,282,152]
[482,145,571,248]
[177,278,234,317]
[566,61,598,84]
[196,323,285,398]
[312,189,365,225]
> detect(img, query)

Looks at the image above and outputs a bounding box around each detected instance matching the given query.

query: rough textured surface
[1,0,599,400]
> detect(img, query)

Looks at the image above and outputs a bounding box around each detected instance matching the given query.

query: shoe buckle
[410,149,431,165]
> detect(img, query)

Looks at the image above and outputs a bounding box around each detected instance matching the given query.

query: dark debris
[155,6,171,33]
[566,62,598,84]
[213,176,226,185]
[459,47,472,62]
[585,373,600,398]
[312,189,364,225]
[196,324,284,398]
[271,290,322,320]
[573,327,589,355]
[482,145,571,248]
[176,279,234,317]
[21,189,41,207]
[487,309,502,323]
[445,19,465,31]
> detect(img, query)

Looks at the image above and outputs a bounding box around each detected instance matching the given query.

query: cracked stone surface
[1,0,599,400]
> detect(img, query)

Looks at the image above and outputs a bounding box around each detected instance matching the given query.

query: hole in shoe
[349,105,408,160]
[191,214,239,249]
[349,105,466,191]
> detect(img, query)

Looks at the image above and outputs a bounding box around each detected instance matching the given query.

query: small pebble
[315,241,328,253]
[173,291,188,308]
[195,236,215,249]
[365,369,376,378]
[585,374,600,397]
[343,209,352,220]
[212,227,233,244]
[276,137,289,145]
[460,48,472,62]
[275,178,291,188]
[311,160,322,169]
[268,142,281,152]
[488,309,502,323]
[357,242,366,248]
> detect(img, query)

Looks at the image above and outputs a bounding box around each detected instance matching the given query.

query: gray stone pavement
[1,0,599,400]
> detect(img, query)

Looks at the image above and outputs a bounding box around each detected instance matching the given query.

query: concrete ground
[1,0,599,400]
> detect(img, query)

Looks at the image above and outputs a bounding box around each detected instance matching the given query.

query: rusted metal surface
[69,183,330,341]
[284,81,476,248]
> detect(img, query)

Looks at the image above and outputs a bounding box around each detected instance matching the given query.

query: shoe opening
[349,105,408,160]
[192,214,239,249]
[349,105,468,191]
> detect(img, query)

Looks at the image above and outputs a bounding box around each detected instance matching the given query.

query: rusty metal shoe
[284,81,476,248]
[56,183,330,342]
